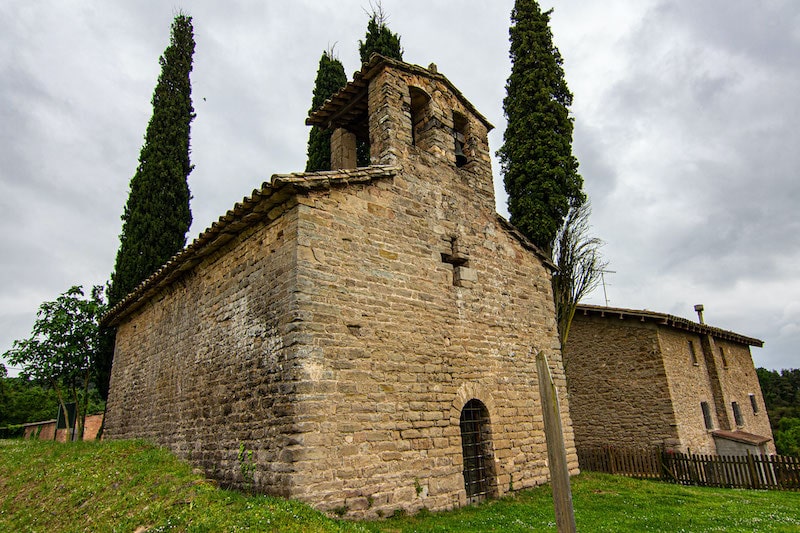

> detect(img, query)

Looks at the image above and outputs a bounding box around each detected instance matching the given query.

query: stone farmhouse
[563,303,775,456]
[103,55,578,517]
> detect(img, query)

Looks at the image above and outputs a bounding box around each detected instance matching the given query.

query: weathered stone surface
[105,56,577,519]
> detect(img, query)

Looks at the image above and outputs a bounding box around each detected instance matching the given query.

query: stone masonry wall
[105,208,302,495]
[659,328,719,453]
[287,174,574,517]
[660,330,774,454]
[280,66,576,517]
[713,339,775,453]
[564,315,679,450]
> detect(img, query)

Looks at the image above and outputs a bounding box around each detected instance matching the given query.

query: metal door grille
[460,399,494,502]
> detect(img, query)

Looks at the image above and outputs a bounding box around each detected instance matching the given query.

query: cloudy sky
[2,0,798,374]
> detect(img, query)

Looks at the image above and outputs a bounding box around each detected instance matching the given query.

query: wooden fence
[577,447,800,491]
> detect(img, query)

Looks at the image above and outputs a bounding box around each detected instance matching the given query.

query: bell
[454,135,467,167]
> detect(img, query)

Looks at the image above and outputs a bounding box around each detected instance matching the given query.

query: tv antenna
[599,269,616,307]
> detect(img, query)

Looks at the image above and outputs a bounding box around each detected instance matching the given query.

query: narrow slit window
[701,401,714,430]
[688,341,698,365]
[732,401,744,426]
[749,393,759,414]
[719,346,728,368]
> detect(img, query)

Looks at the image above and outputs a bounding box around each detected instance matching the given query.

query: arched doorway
[459,398,496,503]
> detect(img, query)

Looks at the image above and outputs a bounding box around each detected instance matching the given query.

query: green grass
[1,439,799,532]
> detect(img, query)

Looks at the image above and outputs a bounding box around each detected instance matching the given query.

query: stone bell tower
[306,54,497,213]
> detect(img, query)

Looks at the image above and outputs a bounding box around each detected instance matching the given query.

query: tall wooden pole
[536,350,577,532]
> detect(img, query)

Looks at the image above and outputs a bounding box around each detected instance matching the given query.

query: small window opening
[688,341,698,365]
[453,111,468,167]
[409,87,431,147]
[732,401,744,426]
[749,393,759,414]
[719,346,728,368]
[460,399,496,503]
[701,401,714,430]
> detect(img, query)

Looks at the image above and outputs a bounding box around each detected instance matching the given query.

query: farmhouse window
[732,401,744,427]
[749,393,759,414]
[701,401,714,430]
[459,399,496,503]
[688,341,698,365]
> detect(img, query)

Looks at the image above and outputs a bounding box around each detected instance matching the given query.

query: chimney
[694,304,705,324]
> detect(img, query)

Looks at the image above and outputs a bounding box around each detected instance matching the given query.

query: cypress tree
[109,13,195,305]
[356,5,403,166]
[497,0,584,254]
[98,13,195,399]
[305,50,347,172]
[358,6,403,63]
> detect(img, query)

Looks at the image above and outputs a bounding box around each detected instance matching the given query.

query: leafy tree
[4,286,106,440]
[756,367,800,456]
[99,13,196,399]
[356,3,403,166]
[0,376,59,426]
[552,202,607,346]
[498,0,584,254]
[774,417,800,457]
[305,49,348,172]
[757,367,800,426]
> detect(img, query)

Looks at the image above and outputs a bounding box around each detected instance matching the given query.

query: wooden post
[536,350,577,533]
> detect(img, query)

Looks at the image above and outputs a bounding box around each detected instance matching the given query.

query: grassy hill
[1,439,799,532]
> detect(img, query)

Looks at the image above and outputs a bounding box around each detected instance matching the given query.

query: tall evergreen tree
[98,13,195,399]
[497,0,584,254]
[305,50,347,172]
[356,4,403,166]
[358,4,403,63]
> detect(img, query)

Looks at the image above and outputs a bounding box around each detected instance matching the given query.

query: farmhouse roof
[102,166,399,327]
[575,304,764,347]
[711,429,772,446]
[306,53,494,133]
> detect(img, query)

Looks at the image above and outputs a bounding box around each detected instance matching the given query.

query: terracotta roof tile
[711,429,772,446]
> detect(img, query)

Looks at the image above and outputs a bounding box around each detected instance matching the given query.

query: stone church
[103,54,578,517]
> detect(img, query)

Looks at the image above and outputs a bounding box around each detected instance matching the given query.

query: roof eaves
[102,165,399,327]
[711,429,772,445]
[307,54,494,132]
[575,304,764,347]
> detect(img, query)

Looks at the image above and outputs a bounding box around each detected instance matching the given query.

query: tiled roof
[306,53,494,132]
[575,304,764,347]
[712,429,772,446]
[102,166,399,327]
